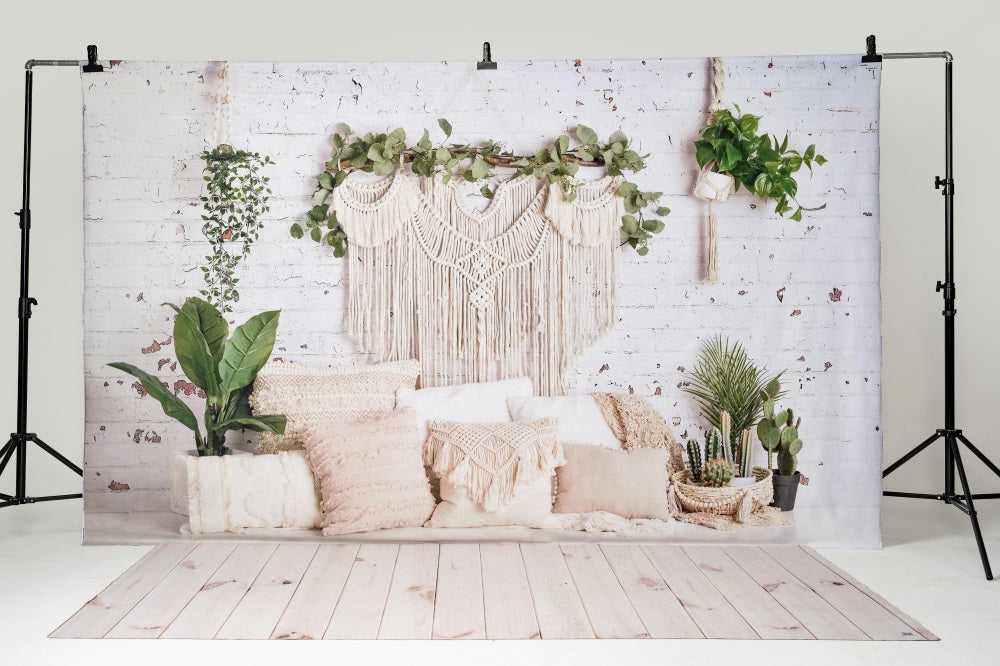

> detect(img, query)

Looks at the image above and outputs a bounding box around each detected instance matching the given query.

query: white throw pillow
[507,395,621,449]
[396,377,534,443]
[426,476,557,528]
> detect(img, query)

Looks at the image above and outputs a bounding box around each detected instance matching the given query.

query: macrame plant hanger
[699,56,728,282]
[211,62,234,151]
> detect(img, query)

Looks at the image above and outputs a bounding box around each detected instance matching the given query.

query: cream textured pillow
[301,409,435,536]
[250,359,420,453]
[423,419,563,527]
[396,377,534,444]
[554,444,672,520]
[427,477,557,528]
[507,395,622,449]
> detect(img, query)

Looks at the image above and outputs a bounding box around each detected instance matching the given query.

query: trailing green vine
[291,121,670,257]
[695,106,827,221]
[199,146,274,312]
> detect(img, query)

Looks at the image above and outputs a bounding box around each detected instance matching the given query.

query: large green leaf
[172,305,220,396]
[170,298,228,361]
[108,362,201,436]
[216,414,287,435]
[218,310,280,394]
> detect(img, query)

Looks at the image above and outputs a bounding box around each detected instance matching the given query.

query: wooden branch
[325,147,604,173]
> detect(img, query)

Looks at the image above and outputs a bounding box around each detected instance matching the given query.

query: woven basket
[670,466,773,516]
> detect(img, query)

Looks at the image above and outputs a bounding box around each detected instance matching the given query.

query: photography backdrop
[81,56,882,545]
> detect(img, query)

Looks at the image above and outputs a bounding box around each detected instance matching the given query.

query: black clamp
[935,175,954,195]
[15,208,29,230]
[936,281,957,315]
[862,35,882,63]
[82,45,104,73]
[477,42,497,70]
[18,297,37,320]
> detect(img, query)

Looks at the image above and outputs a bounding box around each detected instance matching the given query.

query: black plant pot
[770,471,801,511]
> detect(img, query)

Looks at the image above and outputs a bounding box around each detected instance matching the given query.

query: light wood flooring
[51,543,935,640]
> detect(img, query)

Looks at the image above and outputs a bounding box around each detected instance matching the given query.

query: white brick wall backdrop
[81,56,882,545]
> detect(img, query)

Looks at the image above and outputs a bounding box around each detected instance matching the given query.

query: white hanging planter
[693,169,734,203]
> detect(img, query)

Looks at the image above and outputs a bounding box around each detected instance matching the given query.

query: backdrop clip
[862,35,882,63]
[477,42,497,70]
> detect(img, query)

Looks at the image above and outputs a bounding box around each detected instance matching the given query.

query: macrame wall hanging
[332,168,623,396]
[692,57,733,282]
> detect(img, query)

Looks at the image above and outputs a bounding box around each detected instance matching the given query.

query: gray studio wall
[0,0,996,527]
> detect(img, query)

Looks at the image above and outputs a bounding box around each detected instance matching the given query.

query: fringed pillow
[423,419,564,528]
[250,359,420,453]
[301,408,435,536]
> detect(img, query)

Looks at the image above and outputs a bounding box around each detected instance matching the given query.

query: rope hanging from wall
[211,62,233,149]
[698,57,727,282]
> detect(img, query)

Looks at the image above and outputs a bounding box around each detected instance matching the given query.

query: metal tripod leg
[883,431,942,478]
[947,435,994,580]
[29,435,82,475]
[0,438,15,477]
[956,433,1000,480]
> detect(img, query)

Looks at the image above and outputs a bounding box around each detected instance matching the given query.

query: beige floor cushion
[554,444,672,520]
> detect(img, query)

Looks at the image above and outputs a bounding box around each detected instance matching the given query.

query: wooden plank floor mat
[51,543,937,641]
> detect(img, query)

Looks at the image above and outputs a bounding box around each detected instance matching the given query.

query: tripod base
[0,433,82,509]
[883,429,1000,580]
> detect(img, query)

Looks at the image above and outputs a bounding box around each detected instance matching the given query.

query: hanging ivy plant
[291,121,670,257]
[199,146,274,312]
[694,106,827,221]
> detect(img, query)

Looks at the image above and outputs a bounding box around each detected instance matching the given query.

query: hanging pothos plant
[290,121,670,257]
[694,106,827,221]
[200,146,274,312]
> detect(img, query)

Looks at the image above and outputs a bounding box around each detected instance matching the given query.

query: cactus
[756,379,804,476]
[719,411,734,466]
[701,458,734,487]
[705,429,720,460]
[737,428,754,477]
[686,439,704,481]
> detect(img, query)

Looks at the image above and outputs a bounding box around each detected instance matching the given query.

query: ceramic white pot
[693,170,734,202]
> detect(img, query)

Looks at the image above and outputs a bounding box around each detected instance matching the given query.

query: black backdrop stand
[0,47,102,509]
[866,36,1000,580]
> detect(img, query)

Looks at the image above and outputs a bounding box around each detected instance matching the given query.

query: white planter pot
[171,449,321,534]
[170,448,251,516]
[693,170,734,202]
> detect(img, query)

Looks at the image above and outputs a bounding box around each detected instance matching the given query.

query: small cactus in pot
[701,458,734,487]
[755,378,805,509]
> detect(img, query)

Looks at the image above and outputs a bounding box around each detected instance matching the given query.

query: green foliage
[296,121,669,256]
[200,147,274,312]
[684,335,785,442]
[701,458,734,488]
[108,297,286,456]
[686,439,704,481]
[694,106,827,220]
[756,381,803,475]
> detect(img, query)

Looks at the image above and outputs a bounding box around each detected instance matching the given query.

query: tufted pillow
[553,444,672,520]
[423,419,564,528]
[250,359,420,453]
[301,408,435,536]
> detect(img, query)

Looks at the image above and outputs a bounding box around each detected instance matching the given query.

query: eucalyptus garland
[199,146,274,312]
[291,120,670,257]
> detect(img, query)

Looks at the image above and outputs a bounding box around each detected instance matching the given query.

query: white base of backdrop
[81,56,881,546]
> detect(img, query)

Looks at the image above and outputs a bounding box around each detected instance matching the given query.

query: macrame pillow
[396,377,534,444]
[250,359,420,454]
[553,444,673,521]
[507,395,622,449]
[301,408,435,536]
[423,419,564,528]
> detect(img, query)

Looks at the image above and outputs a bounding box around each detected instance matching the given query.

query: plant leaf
[438,118,453,138]
[218,310,280,395]
[107,362,200,435]
[215,414,287,435]
[576,124,598,145]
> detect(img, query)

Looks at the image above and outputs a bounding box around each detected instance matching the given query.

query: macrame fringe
[423,432,565,512]
[334,172,621,396]
[705,200,719,281]
[735,490,754,524]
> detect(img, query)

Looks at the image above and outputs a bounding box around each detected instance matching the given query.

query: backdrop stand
[0,46,102,509]
[867,35,1000,580]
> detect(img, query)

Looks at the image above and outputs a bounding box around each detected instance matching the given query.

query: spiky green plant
[684,335,785,443]
[701,458,734,487]
[686,440,704,481]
